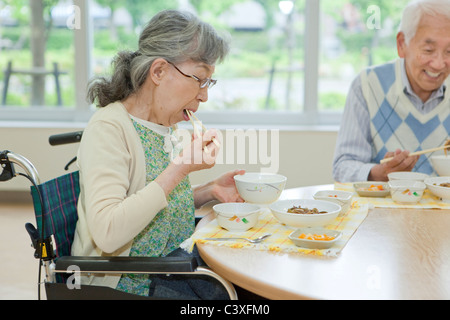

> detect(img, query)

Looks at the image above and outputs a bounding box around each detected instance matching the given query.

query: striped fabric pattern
[30,171,80,259]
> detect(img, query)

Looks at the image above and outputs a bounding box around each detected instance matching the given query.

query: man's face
[397,14,450,102]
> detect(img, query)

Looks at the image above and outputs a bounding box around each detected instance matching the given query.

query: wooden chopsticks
[186,110,220,153]
[380,144,450,164]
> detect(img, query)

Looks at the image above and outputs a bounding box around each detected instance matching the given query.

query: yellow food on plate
[359,184,385,192]
[298,233,336,241]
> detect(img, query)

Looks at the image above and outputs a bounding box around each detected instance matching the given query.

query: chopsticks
[186,110,220,152]
[380,144,450,164]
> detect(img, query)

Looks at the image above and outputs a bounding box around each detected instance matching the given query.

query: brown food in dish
[436,183,450,188]
[287,206,327,215]
[445,139,450,156]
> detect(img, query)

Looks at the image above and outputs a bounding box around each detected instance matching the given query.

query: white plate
[289,228,342,249]
[313,190,353,214]
[424,177,450,201]
[269,199,341,228]
[353,182,390,197]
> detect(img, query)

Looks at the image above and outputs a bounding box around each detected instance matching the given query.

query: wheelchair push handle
[49,131,83,170]
[0,150,40,184]
[49,131,83,146]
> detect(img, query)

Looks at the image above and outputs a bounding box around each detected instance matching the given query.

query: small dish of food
[424,177,450,201]
[213,202,261,231]
[313,190,353,214]
[353,182,390,197]
[288,228,342,249]
[269,199,341,228]
[388,180,426,204]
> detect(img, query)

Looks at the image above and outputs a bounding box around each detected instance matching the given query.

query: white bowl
[313,190,353,214]
[289,228,342,249]
[269,199,341,228]
[424,177,450,201]
[234,172,287,204]
[431,155,450,176]
[387,171,429,181]
[388,180,426,204]
[213,202,261,231]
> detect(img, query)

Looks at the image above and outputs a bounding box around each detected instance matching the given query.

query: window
[0,0,412,127]
[0,0,86,121]
[90,0,311,126]
[318,0,410,113]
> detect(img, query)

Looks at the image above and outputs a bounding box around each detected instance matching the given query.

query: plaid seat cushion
[30,170,80,259]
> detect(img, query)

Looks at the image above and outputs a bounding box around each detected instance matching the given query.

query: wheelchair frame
[0,132,237,300]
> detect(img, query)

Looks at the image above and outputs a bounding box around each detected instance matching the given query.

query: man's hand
[368,149,419,181]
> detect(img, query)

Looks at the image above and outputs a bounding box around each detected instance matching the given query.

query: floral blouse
[116,118,195,296]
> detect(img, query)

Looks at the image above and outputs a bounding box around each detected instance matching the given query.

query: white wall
[189,128,338,189]
[0,125,84,191]
[0,125,338,193]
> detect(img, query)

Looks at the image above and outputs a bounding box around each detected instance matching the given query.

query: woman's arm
[155,129,219,197]
[79,120,168,253]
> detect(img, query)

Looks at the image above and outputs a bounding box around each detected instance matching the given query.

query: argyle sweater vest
[360,59,450,175]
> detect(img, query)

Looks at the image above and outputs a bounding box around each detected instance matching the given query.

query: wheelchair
[0,131,237,300]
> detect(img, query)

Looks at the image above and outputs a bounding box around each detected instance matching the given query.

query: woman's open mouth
[183,109,190,121]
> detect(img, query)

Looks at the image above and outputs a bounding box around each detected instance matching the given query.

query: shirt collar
[129,114,172,136]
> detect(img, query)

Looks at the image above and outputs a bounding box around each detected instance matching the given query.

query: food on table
[436,182,450,188]
[287,205,327,214]
[401,188,420,196]
[357,184,385,192]
[445,139,450,156]
[298,233,336,241]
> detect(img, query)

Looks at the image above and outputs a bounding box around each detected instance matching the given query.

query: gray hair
[399,0,450,45]
[87,10,230,107]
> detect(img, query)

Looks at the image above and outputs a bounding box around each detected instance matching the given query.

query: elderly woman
[71,10,244,299]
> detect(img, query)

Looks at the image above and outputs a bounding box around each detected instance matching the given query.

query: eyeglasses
[167,61,217,89]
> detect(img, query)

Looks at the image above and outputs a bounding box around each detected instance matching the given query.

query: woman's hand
[193,169,246,208]
[155,129,220,197]
[210,169,246,203]
[368,149,419,181]
[174,129,220,173]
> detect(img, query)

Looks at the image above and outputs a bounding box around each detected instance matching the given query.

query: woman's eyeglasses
[168,61,217,89]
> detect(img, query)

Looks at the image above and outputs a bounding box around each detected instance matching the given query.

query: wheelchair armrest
[54,256,199,274]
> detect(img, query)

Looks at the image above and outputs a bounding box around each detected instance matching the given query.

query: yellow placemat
[181,201,369,257]
[335,182,450,209]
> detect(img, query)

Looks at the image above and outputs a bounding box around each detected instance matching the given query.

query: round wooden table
[196,185,450,300]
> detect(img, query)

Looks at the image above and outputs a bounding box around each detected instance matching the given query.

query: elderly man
[333,0,450,182]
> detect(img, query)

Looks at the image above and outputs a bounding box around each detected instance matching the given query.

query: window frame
[0,0,338,128]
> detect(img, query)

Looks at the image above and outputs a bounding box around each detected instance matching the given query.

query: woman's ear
[149,58,169,86]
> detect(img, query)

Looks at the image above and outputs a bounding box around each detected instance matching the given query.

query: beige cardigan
[71,102,168,289]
